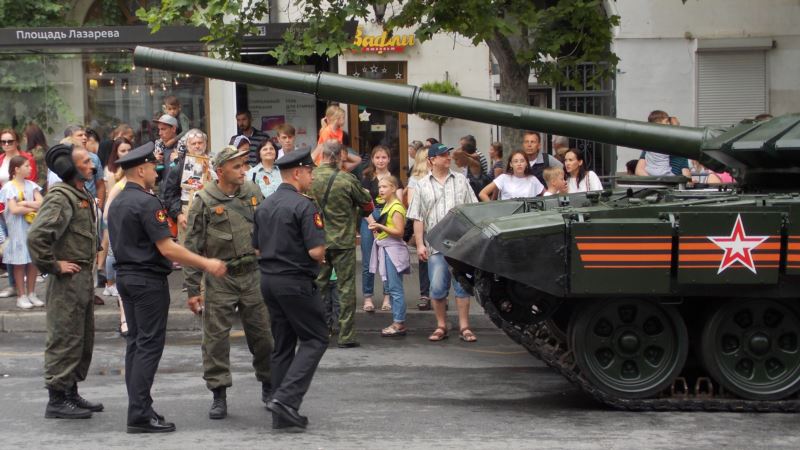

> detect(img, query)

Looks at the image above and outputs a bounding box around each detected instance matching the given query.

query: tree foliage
[418,80,461,127]
[135,0,271,60]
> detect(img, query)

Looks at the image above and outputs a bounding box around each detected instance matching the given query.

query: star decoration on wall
[352,72,360,77]
[395,72,403,79]
[359,109,372,122]
[370,65,379,73]
[381,67,388,73]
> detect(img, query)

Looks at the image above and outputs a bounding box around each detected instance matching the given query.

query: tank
[135,46,800,412]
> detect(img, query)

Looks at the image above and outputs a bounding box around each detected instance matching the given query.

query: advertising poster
[247,84,318,151]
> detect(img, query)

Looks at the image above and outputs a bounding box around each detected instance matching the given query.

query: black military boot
[45,388,92,419]
[209,387,227,420]
[66,384,104,412]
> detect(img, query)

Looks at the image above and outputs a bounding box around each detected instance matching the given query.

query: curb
[0,306,496,333]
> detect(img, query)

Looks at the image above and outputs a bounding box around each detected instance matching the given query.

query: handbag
[13,180,37,224]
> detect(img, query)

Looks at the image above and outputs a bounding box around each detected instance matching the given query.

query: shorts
[428,252,468,300]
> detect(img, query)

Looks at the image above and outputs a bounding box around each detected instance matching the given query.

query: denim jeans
[428,252,468,300]
[383,249,407,323]
[360,208,386,298]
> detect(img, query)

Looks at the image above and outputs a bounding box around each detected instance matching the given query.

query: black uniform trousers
[260,274,329,410]
[117,273,170,425]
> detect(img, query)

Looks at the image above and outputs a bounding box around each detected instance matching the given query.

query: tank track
[474,279,800,412]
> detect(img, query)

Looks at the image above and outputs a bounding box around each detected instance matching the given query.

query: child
[368,176,410,337]
[163,94,191,138]
[1,156,43,309]
[542,166,568,196]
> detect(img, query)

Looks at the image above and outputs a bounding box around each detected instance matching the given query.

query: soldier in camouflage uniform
[183,146,274,420]
[28,144,104,419]
[311,140,374,347]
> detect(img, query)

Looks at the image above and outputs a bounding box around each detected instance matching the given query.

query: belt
[226,255,258,276]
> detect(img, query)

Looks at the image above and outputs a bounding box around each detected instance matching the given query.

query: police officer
[183,146,274,420]
[108,142,227,434]
[28,143,103,419]
[254,148,328,431]
[311,139,373,347]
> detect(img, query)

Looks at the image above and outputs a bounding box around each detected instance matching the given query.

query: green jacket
[183,180,263,296]
[28,182,98,275]
[310,164,373,250]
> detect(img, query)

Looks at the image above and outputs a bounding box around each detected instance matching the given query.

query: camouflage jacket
[183,180,263,296]
[27,182,98,275]
[310,164,373,250]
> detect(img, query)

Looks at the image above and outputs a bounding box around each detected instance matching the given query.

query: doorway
[346,61,408,184]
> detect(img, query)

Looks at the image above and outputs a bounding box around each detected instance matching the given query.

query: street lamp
[372,2,386,24]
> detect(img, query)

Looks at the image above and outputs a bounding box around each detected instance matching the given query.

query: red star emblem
[707,214,768,274]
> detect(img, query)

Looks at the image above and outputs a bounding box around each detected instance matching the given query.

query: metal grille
[556,63,616,177]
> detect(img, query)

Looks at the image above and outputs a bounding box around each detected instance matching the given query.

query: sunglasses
[0,140,15,145]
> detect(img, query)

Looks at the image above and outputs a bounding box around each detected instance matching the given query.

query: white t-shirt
[493,174,544,200]
[0,157,10,185]
[567,171,603,193]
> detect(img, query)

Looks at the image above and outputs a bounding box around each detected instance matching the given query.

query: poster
[180,153,214,201]
[247,83,318,152]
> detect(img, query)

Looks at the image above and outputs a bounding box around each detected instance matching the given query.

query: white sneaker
[0,287,16,298]
[109,285,120,298]
[16,295,33,309]
[102,286,112,296]
[36,275,45,283]
[28,293,44,307]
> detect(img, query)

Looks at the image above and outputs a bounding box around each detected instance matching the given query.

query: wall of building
[609,0,800,170]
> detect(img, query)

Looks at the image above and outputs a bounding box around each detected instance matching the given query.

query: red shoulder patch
[79,200,90,209]
[155,209,168,223]
[314,212,324,229]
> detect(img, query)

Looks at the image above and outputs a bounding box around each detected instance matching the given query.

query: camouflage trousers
[315,248,357,344]
[202,269,273,390]
[44,268,95,391]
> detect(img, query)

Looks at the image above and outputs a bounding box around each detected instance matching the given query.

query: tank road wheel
[570,299,689,399]
[701,300,800,401]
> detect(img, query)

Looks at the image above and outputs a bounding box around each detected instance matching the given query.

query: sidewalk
[0,252,493,333]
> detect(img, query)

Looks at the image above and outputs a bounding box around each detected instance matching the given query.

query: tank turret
[134,46,800,191]
[134,46,800,412]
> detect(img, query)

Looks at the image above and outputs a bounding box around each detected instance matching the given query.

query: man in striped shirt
[407,143,479,343]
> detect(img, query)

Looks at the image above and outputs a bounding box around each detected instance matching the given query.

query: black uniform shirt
[253,183,325,278]
[108,182,173,277]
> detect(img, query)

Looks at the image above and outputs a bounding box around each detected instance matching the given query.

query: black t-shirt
[253,183,326,278]
[361,174,404,206]
[108,182,173,276]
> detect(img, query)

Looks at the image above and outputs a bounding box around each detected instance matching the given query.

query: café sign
[352,27,415,54]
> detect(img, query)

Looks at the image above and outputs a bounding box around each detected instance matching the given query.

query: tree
[138,0,619,151]
[418,79,461,142]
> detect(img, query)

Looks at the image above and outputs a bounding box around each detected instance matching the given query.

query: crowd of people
[3,100,755,433]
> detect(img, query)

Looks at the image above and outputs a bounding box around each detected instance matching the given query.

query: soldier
[28,143,103,419]
[253,148,327,431]
[108,142,227,433]
[183,146,274,420]
[310,139,373,347]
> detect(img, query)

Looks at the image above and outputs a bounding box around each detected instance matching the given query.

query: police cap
[117,141,158,170]
[275,148,316,170]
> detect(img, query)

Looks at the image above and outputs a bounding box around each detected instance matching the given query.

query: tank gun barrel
[133,46,707,158]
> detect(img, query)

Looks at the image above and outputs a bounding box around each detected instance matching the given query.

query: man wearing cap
[310,139,373,347]
[183,146,274,420]
[253,148,327,431]
[407,143,479,343]
[28,143,104,420]
[153,114,179,184]
[108,142,227,433]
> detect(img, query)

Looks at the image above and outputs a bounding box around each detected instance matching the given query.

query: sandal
[428,327,448,342]
[380,302,392,311]
[363,297,375,313]
[119,321,129,338]
[459,328,477,343]
[417,296,431,311]
[381,323,407,337]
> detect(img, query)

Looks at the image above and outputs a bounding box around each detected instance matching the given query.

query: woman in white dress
[479,150,544,201]
[564,148,603,193]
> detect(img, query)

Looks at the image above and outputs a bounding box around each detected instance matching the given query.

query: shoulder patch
[155,209,168,223]
[251,196,258,206]
[79,200,90,209]
[214,205,225,215]
[314,212,324,229]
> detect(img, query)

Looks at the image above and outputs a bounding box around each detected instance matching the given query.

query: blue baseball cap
[428,143,453,157]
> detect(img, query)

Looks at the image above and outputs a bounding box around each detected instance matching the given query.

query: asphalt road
[1,330,798,449]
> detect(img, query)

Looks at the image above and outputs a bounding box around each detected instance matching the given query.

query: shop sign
[352,27,415,54]
[0,26,209,49]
